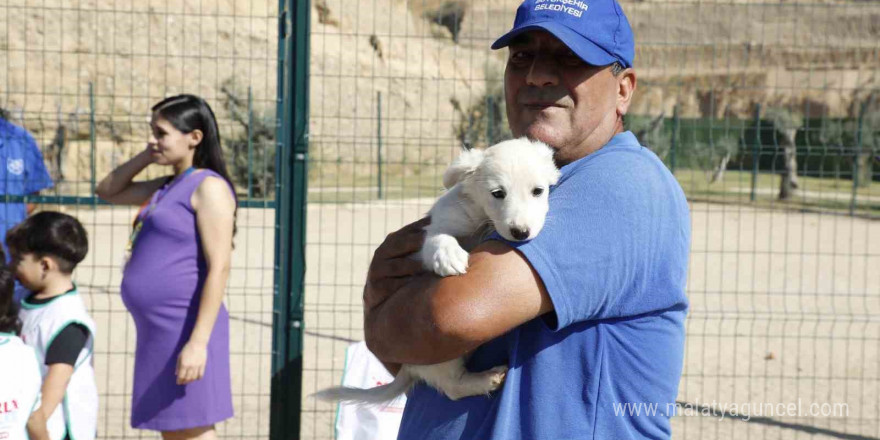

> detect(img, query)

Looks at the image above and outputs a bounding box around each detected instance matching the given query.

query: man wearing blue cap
[363,1,691,439]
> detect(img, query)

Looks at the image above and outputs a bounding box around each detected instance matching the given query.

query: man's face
[504,31,624,166]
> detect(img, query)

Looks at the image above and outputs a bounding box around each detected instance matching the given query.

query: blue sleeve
[492,148,690,330]
[24,134,53,194]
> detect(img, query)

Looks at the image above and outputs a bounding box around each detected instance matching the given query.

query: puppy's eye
[491,189,506,199]
[532,187,544,197]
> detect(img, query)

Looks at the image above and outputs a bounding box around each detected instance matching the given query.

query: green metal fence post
[751,103,761,202]
[271,3,291,437]
[89,82,96,197]
[271,0,309,438]
[850,98,868,216]
[377,91,383,200]
[670,104,679,174]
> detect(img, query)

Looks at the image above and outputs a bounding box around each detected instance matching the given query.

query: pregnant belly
[121,261,204,321]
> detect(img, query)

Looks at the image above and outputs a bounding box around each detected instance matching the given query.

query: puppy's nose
[510,227,530,240]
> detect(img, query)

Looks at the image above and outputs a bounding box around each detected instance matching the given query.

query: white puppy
[316,138,560,404]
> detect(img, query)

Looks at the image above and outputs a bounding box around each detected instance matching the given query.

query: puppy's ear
[534,140,555,159]
[534,140,561,186]
[548,167,561,186]
[442,148,484,189]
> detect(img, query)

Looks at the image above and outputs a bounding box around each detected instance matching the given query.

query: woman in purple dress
[96,95,236,440]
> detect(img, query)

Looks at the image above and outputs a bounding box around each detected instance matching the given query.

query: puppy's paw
[431,241,469,277]
[486,365,508,393]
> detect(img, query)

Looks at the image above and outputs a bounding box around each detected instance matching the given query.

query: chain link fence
[304,0,878,439]
[2,0,878,439]
[1,1,279,438]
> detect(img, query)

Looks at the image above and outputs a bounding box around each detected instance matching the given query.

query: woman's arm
[176,176,236,385]
[95,147,167,206]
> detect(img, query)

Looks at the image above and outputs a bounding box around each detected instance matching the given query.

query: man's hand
[365,238,553,365]
[363,217,430,311]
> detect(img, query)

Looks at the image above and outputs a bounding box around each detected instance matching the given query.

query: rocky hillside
[0,0,876,191]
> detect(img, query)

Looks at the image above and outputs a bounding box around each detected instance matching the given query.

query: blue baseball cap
[491,0,634,68]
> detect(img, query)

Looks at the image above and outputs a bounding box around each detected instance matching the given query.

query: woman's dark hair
[0,247,21,335]
[152,94,238,237]
[6,211,88,274]
[151,95,235,191]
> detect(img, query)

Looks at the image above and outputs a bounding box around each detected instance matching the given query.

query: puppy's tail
[312,374,415,404]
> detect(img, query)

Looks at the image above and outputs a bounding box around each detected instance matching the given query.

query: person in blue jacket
[0,112,55,301]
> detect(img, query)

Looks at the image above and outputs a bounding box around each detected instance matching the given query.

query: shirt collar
[21,284,78,309]
[558,130,641,176]
[603,130,640,149]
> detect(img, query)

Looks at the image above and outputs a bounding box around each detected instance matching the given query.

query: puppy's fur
[315,138,560,404]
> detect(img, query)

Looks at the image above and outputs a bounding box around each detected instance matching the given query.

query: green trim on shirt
[43,319,94,370]
[19,285,78,310]
[333,346,352,440]
[63,396,77,440]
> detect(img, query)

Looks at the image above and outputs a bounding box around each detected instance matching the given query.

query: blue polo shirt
[397,132,691,440]
[0,118,54,251]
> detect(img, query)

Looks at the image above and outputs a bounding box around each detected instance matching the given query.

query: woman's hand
[176,340,208,385]
[142,142,159,163]
[94,142,166,205]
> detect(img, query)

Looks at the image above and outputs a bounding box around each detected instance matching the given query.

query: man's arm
[364,225,553,366]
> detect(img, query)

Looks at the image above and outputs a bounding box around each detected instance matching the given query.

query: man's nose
[525,55,559,87]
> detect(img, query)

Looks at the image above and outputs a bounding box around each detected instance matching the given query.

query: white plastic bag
[335,341,407,440]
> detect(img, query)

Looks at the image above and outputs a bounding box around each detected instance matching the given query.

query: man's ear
[616,68,636,118]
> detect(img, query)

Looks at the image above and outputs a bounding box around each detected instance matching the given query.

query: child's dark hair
[0,246,20,334]
[6,211,88,274]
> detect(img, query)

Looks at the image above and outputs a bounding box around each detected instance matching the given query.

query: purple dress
[121,169,234,430]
